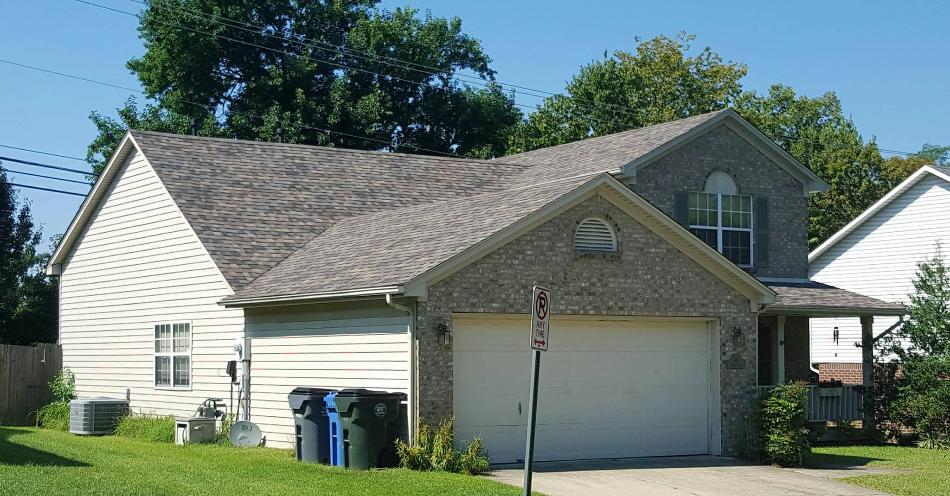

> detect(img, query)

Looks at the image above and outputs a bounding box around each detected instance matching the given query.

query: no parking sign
[530,286,551,351]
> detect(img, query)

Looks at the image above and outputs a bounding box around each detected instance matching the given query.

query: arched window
[689,171,753,267]
[704,170,738,195]
[574,218,618,253]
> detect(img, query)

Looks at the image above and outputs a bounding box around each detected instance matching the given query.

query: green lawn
[811,445,950,496]
[0,427,522,496]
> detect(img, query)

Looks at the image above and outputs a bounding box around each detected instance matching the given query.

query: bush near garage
[395,417,490,475]
[743,383,811,466]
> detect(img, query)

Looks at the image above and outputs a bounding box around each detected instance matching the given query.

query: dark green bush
[744,384,811,466]
[395,417,490,475]
[115,414,176,443]
[34,368,76,431]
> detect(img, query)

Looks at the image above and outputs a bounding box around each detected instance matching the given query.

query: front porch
[757,280,906,424]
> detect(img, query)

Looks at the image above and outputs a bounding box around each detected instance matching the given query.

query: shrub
[744,384,811,466]
[216,414,234,444]
[115,414,176,443]
[34,368,76,431]
[395,417,490,475]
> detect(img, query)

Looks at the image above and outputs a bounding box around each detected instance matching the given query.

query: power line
[0,143,88,162]
[119,0,641,120]
[7,182,87,197]
[0,166,93,185]
[0,58,460,157]
[0,156,96,177]
[74,0,631,129]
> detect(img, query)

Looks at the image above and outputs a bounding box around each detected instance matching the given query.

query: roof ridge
[130,129,536,168]
[499,109,728,159]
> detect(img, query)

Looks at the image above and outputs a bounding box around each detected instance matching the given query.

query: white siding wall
[245,302,411,449]
[809,174,950,363]
[59,148,245,416]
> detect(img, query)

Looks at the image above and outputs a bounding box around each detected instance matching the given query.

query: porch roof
[759,279,906,317]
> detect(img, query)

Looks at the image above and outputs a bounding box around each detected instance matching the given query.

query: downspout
[385,294,416,443]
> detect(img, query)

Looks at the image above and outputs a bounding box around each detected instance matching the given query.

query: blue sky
[1,0,947,250]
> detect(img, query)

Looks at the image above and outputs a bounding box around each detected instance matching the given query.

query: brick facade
[414,195,759,456]
[628,125,809,279]
[818,363,864,384]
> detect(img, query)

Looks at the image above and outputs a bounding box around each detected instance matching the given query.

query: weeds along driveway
[489,456,892,496]
[0,427,521,496]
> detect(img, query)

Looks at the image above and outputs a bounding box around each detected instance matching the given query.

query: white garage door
[453,315,714,463]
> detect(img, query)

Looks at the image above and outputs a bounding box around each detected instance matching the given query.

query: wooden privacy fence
[0,343,62,426]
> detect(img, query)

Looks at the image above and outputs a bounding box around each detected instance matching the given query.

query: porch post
[861,315,874,430]
[776,316,786,384]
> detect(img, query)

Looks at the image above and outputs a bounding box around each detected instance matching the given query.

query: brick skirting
[818,362,863,384]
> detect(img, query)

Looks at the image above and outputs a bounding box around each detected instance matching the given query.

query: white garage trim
[452,314,721,463]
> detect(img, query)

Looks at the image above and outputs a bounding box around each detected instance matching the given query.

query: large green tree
[88,0,521,173]
[507,33,747,153]
[734,85,887,247]
[0,171,58,345]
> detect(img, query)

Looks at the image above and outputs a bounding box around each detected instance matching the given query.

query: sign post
[523,286,550,496]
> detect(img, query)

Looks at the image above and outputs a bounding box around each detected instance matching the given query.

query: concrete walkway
[489,456,891,495]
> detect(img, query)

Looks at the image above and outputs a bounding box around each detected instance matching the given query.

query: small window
[155,323,191,388]
[574,218,617,252]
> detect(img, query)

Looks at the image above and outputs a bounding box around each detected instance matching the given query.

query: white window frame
[154,322,193,390]
[689,192,754,268]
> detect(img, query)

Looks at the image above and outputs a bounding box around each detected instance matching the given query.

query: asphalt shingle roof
[764,280,906,316]
[130,113,718,292]
[130,132,532,288]
[499,110,726,176]
[228,174,599,301]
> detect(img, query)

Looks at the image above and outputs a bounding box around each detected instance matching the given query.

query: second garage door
[453,315,715,463]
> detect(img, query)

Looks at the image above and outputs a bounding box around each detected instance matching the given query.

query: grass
[114,414,176,443]
[811,444,950,496]
[0,427,524,496]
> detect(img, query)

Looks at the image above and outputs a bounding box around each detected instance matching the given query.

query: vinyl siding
[809,174,950,363]
[58,148,245,415]
[245,302,411,449]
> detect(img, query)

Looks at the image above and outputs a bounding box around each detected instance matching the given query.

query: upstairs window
[688,172,753,267]
[574,218,618,253]
[154,323,191,388]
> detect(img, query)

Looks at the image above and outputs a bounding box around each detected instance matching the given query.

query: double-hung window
[687,171,754,267]
[154,323,191,388]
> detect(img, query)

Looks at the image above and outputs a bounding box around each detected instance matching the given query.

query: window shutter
[674,192,690,227]
[754,197,769,268]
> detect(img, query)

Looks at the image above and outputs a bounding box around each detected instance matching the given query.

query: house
[808,165,949,382]
[47,109,904,463]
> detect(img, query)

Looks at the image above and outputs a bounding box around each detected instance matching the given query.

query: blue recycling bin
[324,391,345,467]
[288,387,336,464]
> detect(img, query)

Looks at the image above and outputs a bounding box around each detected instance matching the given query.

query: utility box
[175,417,216,445]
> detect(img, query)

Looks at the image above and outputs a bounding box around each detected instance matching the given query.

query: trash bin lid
[334,388,406,399]
[288,387,337,409]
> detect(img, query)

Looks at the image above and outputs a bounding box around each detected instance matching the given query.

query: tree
[875,249,950,445]
[915,144,950,167]
[735,85,888,247]
[0,171,58,345]
[506,33,747,153]
[87,0,522,173]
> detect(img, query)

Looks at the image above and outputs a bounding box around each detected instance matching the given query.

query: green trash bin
[333,389,406,469]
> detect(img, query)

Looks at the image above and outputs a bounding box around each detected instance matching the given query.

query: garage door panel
[453,316,713,463]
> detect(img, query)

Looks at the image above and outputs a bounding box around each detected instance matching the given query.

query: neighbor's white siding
[809,174,950,363]
[58,148,245,416]
[245,302,411,449]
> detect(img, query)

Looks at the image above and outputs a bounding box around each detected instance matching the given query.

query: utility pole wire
[0,156,97,176]
[7,182,88,197]
[0,166,94,185]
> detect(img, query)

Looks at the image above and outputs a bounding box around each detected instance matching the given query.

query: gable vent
[574,218,617,252]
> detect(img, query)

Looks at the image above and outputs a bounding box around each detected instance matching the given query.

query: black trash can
[288,387,336,463]
[333,389,407,469]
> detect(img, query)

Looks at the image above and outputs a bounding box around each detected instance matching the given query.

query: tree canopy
[0,171,57,345]
[87,0,522,173]
[507,33,747,153]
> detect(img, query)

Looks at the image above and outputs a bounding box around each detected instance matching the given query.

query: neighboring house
[809,165,949,382]
[47,109,903,463]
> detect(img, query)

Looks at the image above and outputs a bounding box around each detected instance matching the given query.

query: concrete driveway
[489,456,891,496]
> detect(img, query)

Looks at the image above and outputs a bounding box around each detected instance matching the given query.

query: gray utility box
[70,398,129,435]
[175,417,217,445]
